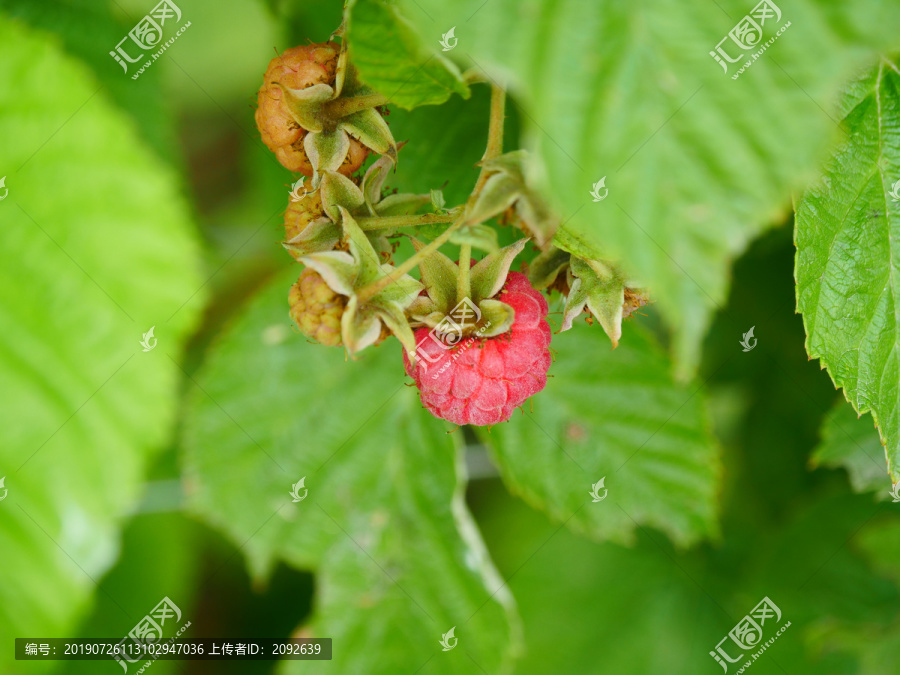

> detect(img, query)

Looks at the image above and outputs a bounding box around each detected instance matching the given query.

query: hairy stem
[457,244,472,304]
[471,84,506,196]
[356,212,457,231]
[324,93,389,118]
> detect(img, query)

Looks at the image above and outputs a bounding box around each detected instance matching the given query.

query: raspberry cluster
[254,36,645,426]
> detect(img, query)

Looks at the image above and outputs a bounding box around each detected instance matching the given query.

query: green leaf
[0,19,202,671]
[811,399,892,494]
[479,323,720,546]
[182,268,519,673]
[400,0,900,375]
[796,58,900,485]
[346,0,470,109]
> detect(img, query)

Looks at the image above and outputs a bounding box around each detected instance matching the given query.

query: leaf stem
[356,212,457,231]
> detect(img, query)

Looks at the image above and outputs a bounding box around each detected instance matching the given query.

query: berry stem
[355,212,457,231]
[324,93,389,118]
[471,83,506,197]
[457,244,472,303]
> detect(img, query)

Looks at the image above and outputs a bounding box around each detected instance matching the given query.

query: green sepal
[477,298,515,337]
[529,245,570,290]
[339,108,397,161]
[282,217,341,256]
[320,171,365,221]
[341,295,382,355]
[304,129,351,185]
[360,153,393,214]
[410,238,458,311]
[470,238,528,303]
[562,256,625,347]
[299,250,358,296]
[371,262,424,306]
[277,82,333,133]
[449,224,499,253]
[465,171,520,226]
[367,232,393,263]
[552,224,606,261]
[480,150,528,176]
[375,299,418,356]
[407,299,439,324]
[333,38,351,98]
[431,189,447,213]
[340,207,383,284]
[476,150,558,246]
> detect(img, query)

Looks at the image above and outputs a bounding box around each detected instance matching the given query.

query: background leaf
[0,18,202,672]
[479,322,721,547]
[811,399,891,495]
[796,57,900,486]
[347,0,469,109]
[182,267,519,674]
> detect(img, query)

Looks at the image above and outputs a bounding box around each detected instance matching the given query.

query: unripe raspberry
[284,190,325,258]
[255,43,369,176]
[289,267,346,346]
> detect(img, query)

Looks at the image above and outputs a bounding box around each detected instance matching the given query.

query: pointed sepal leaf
[299,250,358,297]
[304,129,351,184]
[477,298,515,337]
[321,171,365,221]
[339,207,383,284]
[465,172,521,226]
[341,295,383,355]
[340,108,397,161]
[470,238,528,303]
[476,150,558,246]
[411,238,459,312]
[375,301,418,356]
[562,257,625,347]
[529,245,570,290]
[361,153,394,214]
[278,82,334,132]
[371,262,424,306]
[449,224,499,253]
[283,217,341,256]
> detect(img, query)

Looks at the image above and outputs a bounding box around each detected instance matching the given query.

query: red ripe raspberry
[403,273,552,426]
[255,43,368,176]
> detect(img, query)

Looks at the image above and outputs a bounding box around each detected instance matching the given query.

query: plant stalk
[356,212,457,231]
[457,244,472,304]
